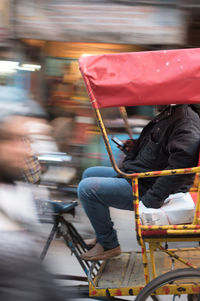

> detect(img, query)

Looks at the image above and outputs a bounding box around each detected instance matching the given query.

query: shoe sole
[81,251,121,261]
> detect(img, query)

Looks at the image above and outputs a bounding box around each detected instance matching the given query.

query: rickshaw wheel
[134,268,200,301]
[188,294,200,301]
[151,295,161,301]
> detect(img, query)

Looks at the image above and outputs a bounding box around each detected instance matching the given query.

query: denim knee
[82,167,94,179]
[77,177,99,204]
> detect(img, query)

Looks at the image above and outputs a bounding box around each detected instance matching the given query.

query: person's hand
[120,139,134,153]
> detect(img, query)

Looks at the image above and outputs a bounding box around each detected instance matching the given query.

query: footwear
[84,238,96,249]
[80,243,121,261]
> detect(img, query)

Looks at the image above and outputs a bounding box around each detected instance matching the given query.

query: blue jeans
[77,166,133,249]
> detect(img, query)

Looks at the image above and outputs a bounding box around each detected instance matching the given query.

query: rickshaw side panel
[79,48,200,108]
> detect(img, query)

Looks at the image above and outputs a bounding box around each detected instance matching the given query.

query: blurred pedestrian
[0,86,67,301]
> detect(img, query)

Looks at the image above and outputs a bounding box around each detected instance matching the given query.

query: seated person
[78,104,200,261]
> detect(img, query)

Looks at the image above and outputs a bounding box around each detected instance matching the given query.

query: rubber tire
[188,294,200,301]
[135,268,200,301]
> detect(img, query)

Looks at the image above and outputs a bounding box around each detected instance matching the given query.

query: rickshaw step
[94,249,200,289]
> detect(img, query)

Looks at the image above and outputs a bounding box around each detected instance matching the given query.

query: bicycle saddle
[36,199,78,216]
[48,200,78,214]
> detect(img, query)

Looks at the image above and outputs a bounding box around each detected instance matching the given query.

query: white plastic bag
[140,192,195,226]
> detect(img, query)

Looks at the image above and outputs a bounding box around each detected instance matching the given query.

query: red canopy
[79,48,200,108]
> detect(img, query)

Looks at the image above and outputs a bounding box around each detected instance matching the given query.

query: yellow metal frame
[88,106,200,297]
[89,281,200,298]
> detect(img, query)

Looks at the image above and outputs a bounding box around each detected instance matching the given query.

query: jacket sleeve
[141,119,200,208]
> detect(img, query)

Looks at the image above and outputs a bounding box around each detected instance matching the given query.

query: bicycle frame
[40,205,136,300]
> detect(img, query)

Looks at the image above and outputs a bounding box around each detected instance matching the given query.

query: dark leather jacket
[122,104,200,208]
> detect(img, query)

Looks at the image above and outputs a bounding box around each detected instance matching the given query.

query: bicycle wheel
[135,268,200,301]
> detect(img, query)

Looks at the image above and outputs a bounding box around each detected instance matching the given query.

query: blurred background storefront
[1,0,200,187]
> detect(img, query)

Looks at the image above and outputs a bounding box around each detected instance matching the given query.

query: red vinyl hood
[79,48,200,108]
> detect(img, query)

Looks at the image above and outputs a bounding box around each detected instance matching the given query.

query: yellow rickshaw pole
[119,107,133,139]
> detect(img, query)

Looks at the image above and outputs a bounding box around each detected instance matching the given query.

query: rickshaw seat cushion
[141,229,200,239]
[141,229,167,236]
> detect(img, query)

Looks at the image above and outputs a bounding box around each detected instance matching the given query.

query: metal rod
[119,106,133,139]
[40,219,59,260]
[53,274,88,281]
[159,245,197,268]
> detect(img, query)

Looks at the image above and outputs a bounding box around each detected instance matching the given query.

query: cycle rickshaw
[41,48,200,300]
